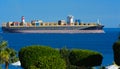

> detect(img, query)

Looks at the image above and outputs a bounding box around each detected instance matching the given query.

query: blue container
[75,19,81,23]
[78,19,81,23]
[35,22,40,26]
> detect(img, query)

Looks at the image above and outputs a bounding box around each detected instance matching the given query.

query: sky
[0,0,120,28]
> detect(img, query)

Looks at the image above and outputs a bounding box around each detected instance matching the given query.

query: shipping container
[14,22,19,26]
[27,23,31,27]
[35,22,40,26]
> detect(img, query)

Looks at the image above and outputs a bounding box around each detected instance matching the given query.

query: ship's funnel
[21,16,25,23]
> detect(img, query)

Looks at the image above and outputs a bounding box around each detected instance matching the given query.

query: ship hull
[2,25,104,33]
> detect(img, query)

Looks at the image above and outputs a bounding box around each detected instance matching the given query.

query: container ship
[2,15,104,33]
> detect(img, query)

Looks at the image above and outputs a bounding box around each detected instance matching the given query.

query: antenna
[97,19,101,25]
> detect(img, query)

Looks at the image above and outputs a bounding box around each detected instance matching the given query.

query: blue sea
[0,28,120,69]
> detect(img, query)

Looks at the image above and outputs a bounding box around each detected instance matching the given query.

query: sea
[0,28,120,69]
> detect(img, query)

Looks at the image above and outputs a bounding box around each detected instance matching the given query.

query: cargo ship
[2,15,104,33]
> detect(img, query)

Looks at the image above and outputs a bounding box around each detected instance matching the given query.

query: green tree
[60,47,70,65]
[59,47,78,69]
[0,40,18,69]
[19,45,66,69]
[113,41,120,65]
[69,49,103,68]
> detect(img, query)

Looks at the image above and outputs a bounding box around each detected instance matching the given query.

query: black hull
[2,25,104,33]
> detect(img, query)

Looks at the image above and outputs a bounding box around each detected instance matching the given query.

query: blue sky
[0,0,120,28]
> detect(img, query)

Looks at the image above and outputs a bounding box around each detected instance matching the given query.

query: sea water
[0,28,120,69]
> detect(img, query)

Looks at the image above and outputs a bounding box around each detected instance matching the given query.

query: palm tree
[0,50,9,69]
[0,41,18,69]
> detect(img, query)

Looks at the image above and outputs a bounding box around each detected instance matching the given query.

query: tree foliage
[19,45,103,69]
[60,47,70,65]
[60,47,79,69]
[0,66,1,69]
[0,40,18,69]
[113,41,120,65]
[19,45,66,69]
[69,49,103,67]
[60,47,103,69]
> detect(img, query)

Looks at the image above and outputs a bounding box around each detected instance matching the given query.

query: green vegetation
[60,47,70,68]
[0,40,18,69]
[69,49,103,67]
[113,40,120,65]
[60,47,79,69]
[19,45,103,69]
[27,56,66,69]
[19,45,66,69]
[60,47,103,69]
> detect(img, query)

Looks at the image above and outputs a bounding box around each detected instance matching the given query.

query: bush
[69,49,103,67]
[113,41,120,65]
[19,45,66,69]
[60,47,73,69]
[28,65,38,69]
[32,56,66,69]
